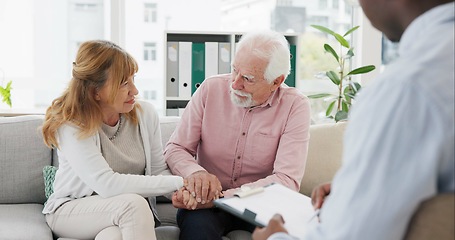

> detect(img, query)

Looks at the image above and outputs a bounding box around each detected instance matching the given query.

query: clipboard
[214,183,316,238]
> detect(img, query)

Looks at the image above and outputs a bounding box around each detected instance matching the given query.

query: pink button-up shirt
[164,74,311,196]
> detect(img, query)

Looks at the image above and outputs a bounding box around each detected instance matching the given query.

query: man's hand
[185,170,222,204]
[252,214,288,240]
[311,182,331,209]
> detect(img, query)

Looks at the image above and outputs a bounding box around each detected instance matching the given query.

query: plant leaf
[326,100,336,117]
[334,33,350,48]
[344,87,353,102]
[344,92,355,101]
[0,80,12,107]
[312,25,349,48]
[4,97,12,107]
[308,93,333,99]
[344,82,361,101]
[346,49,354,59]
[347,65,376,75]
[343,26,360,37]
[342,100,349,112]
[326,71,341,85]
[6,80,12,90]
[350,82,361,93]
[0,92,12,107]
[311,25,336,36]
[335,110,348,122]
[324,44,339,62]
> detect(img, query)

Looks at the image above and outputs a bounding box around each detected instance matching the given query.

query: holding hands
[172,187,199,210]
[172,170,223,210]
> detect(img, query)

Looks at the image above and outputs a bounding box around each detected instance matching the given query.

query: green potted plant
[0,80,12,108]
[308,25,375,122]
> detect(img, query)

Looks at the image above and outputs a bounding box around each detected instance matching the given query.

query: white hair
[235,30,291,83]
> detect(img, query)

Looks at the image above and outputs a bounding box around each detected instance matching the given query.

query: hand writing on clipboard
[252,214,289,240]
[252,209,321,240]
[250,183,328,240]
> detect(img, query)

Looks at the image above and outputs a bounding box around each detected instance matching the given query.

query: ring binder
[243,208,260,226]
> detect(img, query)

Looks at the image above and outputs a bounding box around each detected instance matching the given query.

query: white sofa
[0,115,453,240]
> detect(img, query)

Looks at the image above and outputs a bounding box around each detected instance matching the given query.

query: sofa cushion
[156,226,180,240]
[43,165,58,199]
[300,122,347,196]
[159,116,180,149]
[226,230,252,240]
[0,115,51,204]
[156,201,179,226]
[0,203,53,240]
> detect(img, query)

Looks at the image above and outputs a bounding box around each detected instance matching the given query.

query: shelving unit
[163,31,299,116]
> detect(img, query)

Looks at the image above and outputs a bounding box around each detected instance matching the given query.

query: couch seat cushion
[156,226,180,240]
[156,202,178,226]
[0,204,53,240]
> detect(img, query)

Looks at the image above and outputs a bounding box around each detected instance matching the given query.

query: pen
[307,209,320,223]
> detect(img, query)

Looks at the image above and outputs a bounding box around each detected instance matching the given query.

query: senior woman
[41,40,185,240]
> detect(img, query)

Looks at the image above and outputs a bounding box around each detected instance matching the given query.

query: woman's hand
[172,187,222,210]
[172,187,198,210]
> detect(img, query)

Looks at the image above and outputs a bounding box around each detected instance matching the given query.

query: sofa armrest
[300,122,347,197]
[404,193,455,240]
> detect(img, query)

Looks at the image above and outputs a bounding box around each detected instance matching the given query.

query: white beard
[230,87,255,108]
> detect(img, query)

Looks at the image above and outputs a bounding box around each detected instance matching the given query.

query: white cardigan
[43,100,183,214]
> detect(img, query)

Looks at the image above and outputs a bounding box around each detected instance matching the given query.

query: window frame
[143,42,157,61]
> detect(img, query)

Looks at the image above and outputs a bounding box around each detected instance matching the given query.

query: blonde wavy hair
[42,40,139,148]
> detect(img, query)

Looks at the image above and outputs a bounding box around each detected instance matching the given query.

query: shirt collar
[249,84,284,109]
[400,2,455,55]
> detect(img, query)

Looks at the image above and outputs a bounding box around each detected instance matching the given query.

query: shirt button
[242,132,246,136]
[237,156,241,159]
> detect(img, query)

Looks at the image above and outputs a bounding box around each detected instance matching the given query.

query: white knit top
[43,100,183,214]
